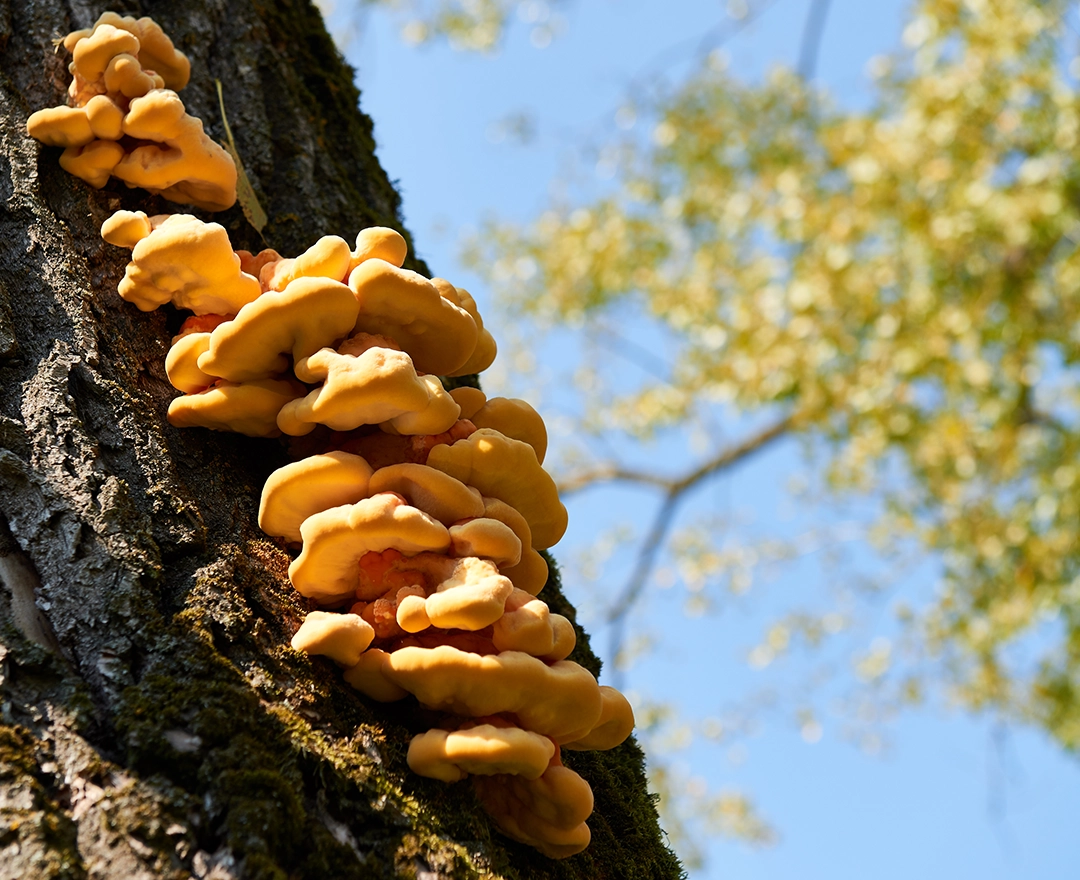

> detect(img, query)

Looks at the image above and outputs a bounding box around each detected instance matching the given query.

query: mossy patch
[0,725,84,880]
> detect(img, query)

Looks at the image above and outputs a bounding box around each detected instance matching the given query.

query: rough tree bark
[0,1,683,878]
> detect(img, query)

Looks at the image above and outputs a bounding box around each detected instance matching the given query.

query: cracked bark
[0,1,682,878]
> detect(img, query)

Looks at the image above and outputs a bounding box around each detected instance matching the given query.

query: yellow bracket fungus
[563,686,637,752]
[63,13,190,91]
[290,610,375,667]
[473,760,594,859]
[262,234,353,291]
[197,276,359,382]
[350,226,409,271]
[478,497,549,595]
[27,15,235,211]
[103,212,261,315]
[349,259,478,376]
[258,451,374,543]
[277,344,458,436]
[166,377,305,437]
[366,463,484,526]
[164,331,215,394]
[427,428,567,550]
[345,645,604,744]
[415,556,514,632]
[289,494,450,604]
[448,518,522,568]
[85,196,633,857]
[408,725,555,783]
[432,280,497,376]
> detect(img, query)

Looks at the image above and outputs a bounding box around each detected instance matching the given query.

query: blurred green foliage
[468,0,1080,753]
[355,0,1080,859]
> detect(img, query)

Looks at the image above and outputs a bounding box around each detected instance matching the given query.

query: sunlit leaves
[342,0,567,51]
[471,0,1080,748]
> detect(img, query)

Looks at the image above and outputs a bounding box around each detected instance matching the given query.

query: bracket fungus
[289,494,451,604]
[427,428,568,550]
[349,259,478,376]
[166,377,306,437]
[197,276,359,382]
[86,135,632,853]
[259,451,374,544]
[27,14,236,211]
[103,212,261,314]
[277,343,459,436]
[408,724,555,783]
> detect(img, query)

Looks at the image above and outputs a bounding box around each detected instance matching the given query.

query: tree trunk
[0,1,682,878]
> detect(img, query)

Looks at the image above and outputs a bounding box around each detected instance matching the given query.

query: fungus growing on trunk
[91,177,629,859]
[26,14,236,211]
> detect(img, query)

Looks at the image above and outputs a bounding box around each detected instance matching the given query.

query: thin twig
[561,415,793,497]
[797,0,832,80]
[560,465,676,496]
[599,415,794,686]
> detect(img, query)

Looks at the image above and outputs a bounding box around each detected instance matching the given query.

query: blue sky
[319,0,1080,876]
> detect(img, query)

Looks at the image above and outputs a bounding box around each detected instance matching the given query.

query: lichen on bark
[0,1,683,877]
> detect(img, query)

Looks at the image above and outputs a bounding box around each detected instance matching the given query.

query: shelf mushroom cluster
[26,12,236,211]
[31,10,634,861]
[98,208,636,858]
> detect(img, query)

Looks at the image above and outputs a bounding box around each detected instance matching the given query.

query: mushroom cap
[277,346,443,436]
[473,761,593,859]
[491,590,555,656]
[120,15,191,91]
[290,611,375,667]
[356,645,604,743]
[26,105,94,148]
[427,428,567,550]
[258,451,374,543]
[350,226,408,272]
[166,377,305,437]
[421,556,514,632]
[116,213,261,314]
[101,209,152,248]
[103,52,163,100]
[433,281,497,377]
[448,386,487,421]
[367,463,484,526]
[469,396,548,464]
[164,331,215,393]
[113,89,237,212]
[64,13,190,91]
[544,615,577,663]
[71,23,141,85]
[341,648,409,701]
[448,518,522,568]
[263,235,352,292]
[380,553,513,633]
[349,259,478,376]
[84,94,126,139]
[289,493,451,603]
[562,686,635,752]
[59,139,125,188]
[408,725,555,783]
[395,593,431,633]
[479,497,549,596]
[382,375,462,436]
[29,16,202,200]
[198,276,359,382]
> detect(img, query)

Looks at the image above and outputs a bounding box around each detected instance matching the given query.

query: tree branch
[561,415,793,497]
[560,465,675,495]
[797,0,832,81]
[597,415,794,686]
